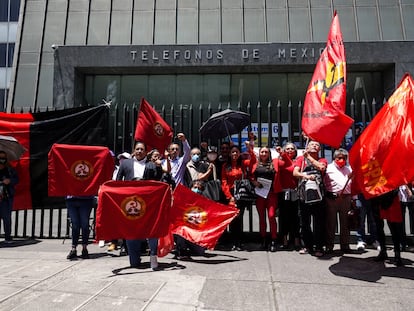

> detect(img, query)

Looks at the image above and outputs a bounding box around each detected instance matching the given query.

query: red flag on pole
[134,97,173,152]
[349,74,414,198]
[170,184,239,249]
[302,11,353,148]
[95,180,172,240]
[48,144,114,196]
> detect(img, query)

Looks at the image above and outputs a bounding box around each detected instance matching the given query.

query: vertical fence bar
[257,101,262,147]
[267,101,272,147]
[277,101,282,146]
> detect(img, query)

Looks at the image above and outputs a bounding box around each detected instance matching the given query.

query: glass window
[356,7,380,41]
[266,9,288,42]
[0,88,6,111]
[222,8,243,43]
[289,8,311,42]
[7,43,14,67]
[244,8,265,42]
[402,5,414,40]
[0,43,6,67]
[0,0,8,22]
[379,6,403,40]
[311,8,332,42]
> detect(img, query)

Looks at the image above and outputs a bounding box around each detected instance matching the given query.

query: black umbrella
[0,135,26,161]
[199,109,251,140]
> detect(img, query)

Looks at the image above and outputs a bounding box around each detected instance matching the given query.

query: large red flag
[349,74,414,199]
[302,11,353,148]
[95,180,172,240]
[170,184,239,249]
[134,98,173,152]
[48,144,114,196]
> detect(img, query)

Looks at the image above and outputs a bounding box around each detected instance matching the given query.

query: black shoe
[269,241,277,252]
[231,243,243,251]
[81,249,89,259]
[67,249,77,260]
[374,251,388,262]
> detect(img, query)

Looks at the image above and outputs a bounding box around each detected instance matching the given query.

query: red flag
[134,98,173,152]
[157,224,174,257]
[170,184,239,249]
[349,74,414,198]
[95,180,172,240]
[48,144,114,196]
[302,12,353,148]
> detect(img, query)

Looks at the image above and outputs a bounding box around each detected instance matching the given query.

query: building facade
[0,0,20,111]
[5,0,414,146]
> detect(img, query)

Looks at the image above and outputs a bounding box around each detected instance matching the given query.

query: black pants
[298,200,325,252]
[229,200,250,245]
[278,192,300,241]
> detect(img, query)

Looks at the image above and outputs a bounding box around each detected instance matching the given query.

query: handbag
[203,179,226,202]
[234,171,256,203]
[348,201,361,231]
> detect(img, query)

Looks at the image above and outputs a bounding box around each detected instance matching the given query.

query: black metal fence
[5,98,413,240]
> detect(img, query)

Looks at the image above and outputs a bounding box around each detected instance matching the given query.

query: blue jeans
[126,238,158,266]
[0,198,13,240]
[355,194,378,243]
[66,198,94,247]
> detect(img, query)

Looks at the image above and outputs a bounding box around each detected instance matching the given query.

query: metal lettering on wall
[130,47,325,63]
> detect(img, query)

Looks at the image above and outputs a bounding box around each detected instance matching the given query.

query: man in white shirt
[163,132,191,185]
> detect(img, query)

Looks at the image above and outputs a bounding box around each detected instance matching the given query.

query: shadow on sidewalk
[329,255,414,283]
[0,238,41,248]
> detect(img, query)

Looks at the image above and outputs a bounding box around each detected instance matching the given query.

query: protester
[278,142,301,250]
[0,150,18,244]
[371,190,404,266]
[116,141,159,270]
[66,195,95,259]
[216,142,231,180]
[163,133,191,185]
[251,146,290,252]
[398,183,414,250]
[323,148,353,254]
[107,151,131,251]
[293,140,327,257]
[221,141,256,250]
[185,147,214,186]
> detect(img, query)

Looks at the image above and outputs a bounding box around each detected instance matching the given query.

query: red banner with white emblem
[95,180,172,240]
[48,144,114,196]
[169,184,239,249]
[134,97,173,153]
[349,74,414,199]
[301,11,353,148]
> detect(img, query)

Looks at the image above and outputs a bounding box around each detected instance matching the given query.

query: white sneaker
[356,241,366,250]
[150,255,158,270]
[98,240,105,247]
[372,240,381,251]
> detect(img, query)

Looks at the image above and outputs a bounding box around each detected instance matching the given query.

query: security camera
[51,44,58,50]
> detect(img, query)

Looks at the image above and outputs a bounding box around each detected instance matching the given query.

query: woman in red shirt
[251,146,291,252]
[221,142,256,250]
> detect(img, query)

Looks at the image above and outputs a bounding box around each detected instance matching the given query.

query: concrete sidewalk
[0,239,414,311]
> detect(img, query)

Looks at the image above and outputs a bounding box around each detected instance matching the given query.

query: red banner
[48,144,114,196]
[170,184,239,249]
[95,180,172,240]
[134,97,173,152]
[302,12,353,148]
[349,74,414,198]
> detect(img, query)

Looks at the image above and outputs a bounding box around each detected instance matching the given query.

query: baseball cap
[117,152,131,159]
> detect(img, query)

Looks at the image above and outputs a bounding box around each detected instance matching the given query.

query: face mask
[192,188,202,194]
[207,153,217,161]
[192,154,200,163]
[335,158,346,168]
[0,158,7,165]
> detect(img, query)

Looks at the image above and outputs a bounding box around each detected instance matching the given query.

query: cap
[117,152,131,159]
[207,146,217,153]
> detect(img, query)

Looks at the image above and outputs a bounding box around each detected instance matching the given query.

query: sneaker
[81,249,89,259]
[150,255,159,270]
[98,240,105,247]
[67,249,77,260]
[4,239,13,244]
[299,248,309,255]
[356,241,366,251]
[107,242,117,252]
[372,240,381,251]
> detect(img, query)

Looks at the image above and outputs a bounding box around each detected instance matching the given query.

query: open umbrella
[199,109,251,140]
[0,135,26,161]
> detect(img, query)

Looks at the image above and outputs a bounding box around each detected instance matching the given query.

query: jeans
[0,198,13,240]
[355,194,378,244]
[126,238,158,266]
[66,198,94,247]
